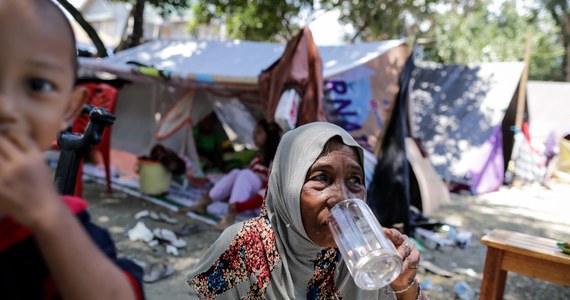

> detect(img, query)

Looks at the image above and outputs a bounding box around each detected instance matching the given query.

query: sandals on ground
[135,209,178,224]
[153,228,187,248]
[143,261,175,283]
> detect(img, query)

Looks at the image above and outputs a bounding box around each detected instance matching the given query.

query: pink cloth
[209,169,262,204]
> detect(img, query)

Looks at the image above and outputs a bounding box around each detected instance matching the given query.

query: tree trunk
[56,0,108,57]
[547,1,570,81]
[565,43,570,82]
[115,0,145,52]
[562,14,570,82]
[131,0,145,45]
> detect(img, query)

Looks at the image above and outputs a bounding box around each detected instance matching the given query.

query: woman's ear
[61,86,88,130]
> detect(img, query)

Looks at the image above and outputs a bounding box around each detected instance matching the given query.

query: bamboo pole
[515,32,533,129]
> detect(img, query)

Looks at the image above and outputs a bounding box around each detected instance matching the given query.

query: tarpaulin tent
[527,81,570,141]
[410,61,527,194]
[257,34,449,221]
[557,137,570,176]
[78,33,408,176]
[527,82,570,180]
[78,31,454,222]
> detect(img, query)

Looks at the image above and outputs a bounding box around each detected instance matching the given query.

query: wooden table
[480,229,570,299]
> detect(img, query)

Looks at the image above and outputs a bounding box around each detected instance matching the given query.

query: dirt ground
[83,178,570,300]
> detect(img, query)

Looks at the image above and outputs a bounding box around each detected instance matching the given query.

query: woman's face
[300,140,365,248]
[253,124,267,148]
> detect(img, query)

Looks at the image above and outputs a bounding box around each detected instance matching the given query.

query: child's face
[0,1,85,150]
[253,124,267,148]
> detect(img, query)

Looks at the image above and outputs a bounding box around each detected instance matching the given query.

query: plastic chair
[54,105,115,196]
[71,83,119,196]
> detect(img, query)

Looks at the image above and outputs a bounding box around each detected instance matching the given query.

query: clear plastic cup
[328,198,402,290]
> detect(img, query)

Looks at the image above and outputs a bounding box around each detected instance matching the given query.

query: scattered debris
[415,227,454,250]
[453,281,475,300]
[455,231,473,248]
[419,260,455,277]
[128,221,154,243]
[414,224,473,250]
[175,223,203,236]
[454,268,479,278]
[419,279,443,292]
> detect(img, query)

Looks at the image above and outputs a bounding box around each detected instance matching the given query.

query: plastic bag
[274,88,300,132]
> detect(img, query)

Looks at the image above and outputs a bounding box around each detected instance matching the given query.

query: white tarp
[527,81,570,141]
[79,37,407,177]
[79,38,407,87]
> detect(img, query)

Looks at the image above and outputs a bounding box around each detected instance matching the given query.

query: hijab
[187,122,396,299]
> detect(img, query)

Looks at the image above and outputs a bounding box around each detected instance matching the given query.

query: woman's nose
[327,182,352,207]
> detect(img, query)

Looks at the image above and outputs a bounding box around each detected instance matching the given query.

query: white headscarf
[187,122,396,299]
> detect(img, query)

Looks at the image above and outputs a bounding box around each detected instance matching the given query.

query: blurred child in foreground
[0,1,143,299]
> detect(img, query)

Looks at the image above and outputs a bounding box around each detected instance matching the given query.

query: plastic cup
[328,198,402,290]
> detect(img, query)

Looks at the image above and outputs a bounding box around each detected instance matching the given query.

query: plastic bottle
[453,281,474,300]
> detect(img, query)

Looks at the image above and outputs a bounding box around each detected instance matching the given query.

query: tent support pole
[515,32,532,129]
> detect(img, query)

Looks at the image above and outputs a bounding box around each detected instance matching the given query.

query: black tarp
[367,52,415,234]
[410,62,524,187]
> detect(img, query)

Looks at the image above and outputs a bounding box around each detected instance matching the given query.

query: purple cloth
[466,126,504,194]
[544,131,558,159]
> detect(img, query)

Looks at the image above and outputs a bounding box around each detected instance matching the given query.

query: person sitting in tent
[193,112,227,172]
[181,119,281,229]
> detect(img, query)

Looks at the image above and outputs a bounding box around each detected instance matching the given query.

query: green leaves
[108,0,566,81]
[421,0,564,81]
[189,0,315,41]
[111,0,192,18]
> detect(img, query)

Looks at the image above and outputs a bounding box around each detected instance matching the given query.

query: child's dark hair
[257,119,282,167]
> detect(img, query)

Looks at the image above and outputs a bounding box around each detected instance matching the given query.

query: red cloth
[231,155,270,213]
[124,272,145,300]
[0,196,87,252]
[235,194,264,213]
[0,196,143,300]
[248,155,269,180]
[258,27,326,126]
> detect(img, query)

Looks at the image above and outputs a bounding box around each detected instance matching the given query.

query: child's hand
[0,132,64,230]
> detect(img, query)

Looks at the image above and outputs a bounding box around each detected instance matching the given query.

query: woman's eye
[27,78,55,93]
[313,173,330,183]
[349,175,363,185]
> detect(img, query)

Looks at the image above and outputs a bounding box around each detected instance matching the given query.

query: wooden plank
[481,229,570,265]
[502,251,570,287]
[481,247,508,300]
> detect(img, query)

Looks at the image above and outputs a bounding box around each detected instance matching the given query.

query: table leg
[480,247,507,300]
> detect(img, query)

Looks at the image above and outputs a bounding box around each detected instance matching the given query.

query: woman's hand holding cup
[385,228,422,299]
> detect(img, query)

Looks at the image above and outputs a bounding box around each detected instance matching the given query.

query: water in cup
[328,198,402,290]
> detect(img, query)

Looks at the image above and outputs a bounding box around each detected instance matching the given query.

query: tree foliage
[320,0,442,42]
[112,0,191,51]
[67,0,566,81]
[111,0,191,17]
[420,0,564,81]
[542,0,570,81]
[189,0,315,42]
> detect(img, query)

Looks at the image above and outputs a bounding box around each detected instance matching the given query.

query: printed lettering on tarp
[325,66,385,151]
